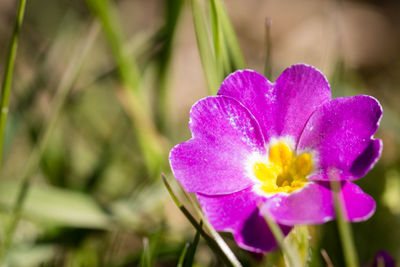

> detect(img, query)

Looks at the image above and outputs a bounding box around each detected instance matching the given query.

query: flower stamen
[253,141,312,195]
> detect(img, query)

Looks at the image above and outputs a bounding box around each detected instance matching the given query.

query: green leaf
[4,245,56,267]
[0,180,112,229]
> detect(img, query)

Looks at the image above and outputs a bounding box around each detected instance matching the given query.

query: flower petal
[274,64,331,142]
[197,187,292,253]
[218,70,276,142]
[342,181,376,222]
[169,96,265,195]
[297,95,383,181]
[262,181,375,225]
[218,64,331,143]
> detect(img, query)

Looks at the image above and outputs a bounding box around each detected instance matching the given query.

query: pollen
[253,141,313,195]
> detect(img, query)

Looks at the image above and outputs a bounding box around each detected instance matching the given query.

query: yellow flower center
[253,141,312,195]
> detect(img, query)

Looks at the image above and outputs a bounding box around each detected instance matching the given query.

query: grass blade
[264,18,273,78]
[183,192,242,267]
[0,0,27,170]
[209,0,230,78]
[191,0,220,94]
[161,174,238,267]
[184,223,201,267]
[212,0,245,70]
[0,179,111,228]
[140,238,151,267]
[177,243,190,267]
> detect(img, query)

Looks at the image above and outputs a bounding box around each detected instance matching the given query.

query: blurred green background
[0,0,399,266]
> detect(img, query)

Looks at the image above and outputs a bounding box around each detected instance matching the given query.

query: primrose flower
[169,64,382,253]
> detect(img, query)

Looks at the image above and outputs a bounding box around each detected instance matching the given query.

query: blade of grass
[330,179,359,267]
[261,208,300,267]
[182,191,242,267]
[161,174,237,267]
[212,0,245,70]
[0,0,27,170]
[86,0,166,173]
[0,22,100,263]
[184,223,201,267]
[85,0,140,94]
[140,238,151,267]
[191,0,220,94]
[0,179,111,228]
[264,18,272,78]
[209,0,230,78]
[172,175,242,267]
[177,243,190,267]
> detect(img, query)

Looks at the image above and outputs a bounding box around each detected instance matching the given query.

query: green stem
[0,0,27,170]
[331,180,359,267]
[262,210,300,267]
[0,23,100,262]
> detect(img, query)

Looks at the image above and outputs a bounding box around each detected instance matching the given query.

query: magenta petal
[197,187,292,253]
[298,95,383,181]
[218,65,331,143]
[169,96,265,195]
[342,181,376,222]
[274,64,331,142]
[218,70,277,142]
[263,182,335,225]
[263,181,375,225]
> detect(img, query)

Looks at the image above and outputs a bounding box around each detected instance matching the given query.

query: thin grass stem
[161,174,238,267]
[178,184,242,267]
[0,0,27,170]
[177,243,190,267]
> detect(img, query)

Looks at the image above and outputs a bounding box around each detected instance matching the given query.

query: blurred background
[0,0,399,266]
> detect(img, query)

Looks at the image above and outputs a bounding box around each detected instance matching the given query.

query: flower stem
[0,0,27,170]
[331,180,359,267]
[261,210,300,267]
[0,22,100,263]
